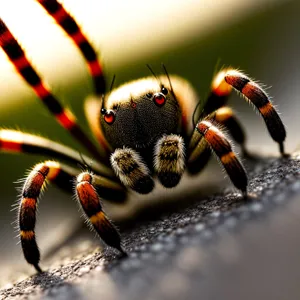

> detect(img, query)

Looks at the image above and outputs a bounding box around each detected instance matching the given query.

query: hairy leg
[76,172,126,255]
[154,134,185,188]
[192,120,248,194]
[110,147,154,194]
[202,68,286,155]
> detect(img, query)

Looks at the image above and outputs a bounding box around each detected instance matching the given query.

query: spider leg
[190,119,248,194]
[0,129,113,178]
[0,129,127,201]
[154,134,185,188]
[211,107,247,154]
[110,148,154,194]
[213,107,245,146]
[187,133,211,175]
[19,160,126,272]
[47,161,125,202]
[0,19,106,162]
[36,0,105,96]
[36,0,113,158]
[187,106,250,173]
[76,172,126,255]
[203,68,286,155]
[19,160,75,272]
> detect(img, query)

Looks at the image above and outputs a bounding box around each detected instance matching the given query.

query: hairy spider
[0,0,286,273]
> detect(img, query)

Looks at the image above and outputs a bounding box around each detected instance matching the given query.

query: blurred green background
[0,0,299,286]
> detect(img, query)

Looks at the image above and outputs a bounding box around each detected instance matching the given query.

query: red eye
[104,110,115,124]
[153,93,166,107]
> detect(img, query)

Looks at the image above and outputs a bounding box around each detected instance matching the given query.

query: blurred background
[0,0,299,287]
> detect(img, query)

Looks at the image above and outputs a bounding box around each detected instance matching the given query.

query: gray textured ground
[1,152,300,299]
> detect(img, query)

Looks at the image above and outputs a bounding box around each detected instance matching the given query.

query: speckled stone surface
[1,153,300,299]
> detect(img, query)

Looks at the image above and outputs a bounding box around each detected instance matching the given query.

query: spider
[0,0,286,273]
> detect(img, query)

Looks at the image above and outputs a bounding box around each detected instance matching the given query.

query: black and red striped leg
[203,68,286,155]
[194,120,248,194]
[0,129,126,202]
[0,19,106,162]
[36,0,106,95]
[76,172,126,255]
[19,160,70,272]
[37,0,114,158]
[211,107,248,155]
[19,160,126,271]
[0,129,112,177]
[188,106,247,173]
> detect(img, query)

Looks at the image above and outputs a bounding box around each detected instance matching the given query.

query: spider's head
[100,76,180,149]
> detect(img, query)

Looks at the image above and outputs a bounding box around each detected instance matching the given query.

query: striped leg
[19,160,74,272]
[203,69,286,155]
[76,172,126,255]
[214,107,245,146]
[0,129,127,201]
[36,0,105,95]
[0,129,113,178]
[210,107,248,155]
[37,0,113,158]
[195,120,248,194]
[188,106,243,174]
[19,160,126,272]
[0,19,106,162]
[187,107,243,174]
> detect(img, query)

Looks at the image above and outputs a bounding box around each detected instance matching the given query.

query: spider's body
[0,0,286,272]
[101,76,183,150]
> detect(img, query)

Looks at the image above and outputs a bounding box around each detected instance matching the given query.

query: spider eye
[146,92,153,98]
[104,110,115,124]
[161,86,168,95]
[153,93,166,107]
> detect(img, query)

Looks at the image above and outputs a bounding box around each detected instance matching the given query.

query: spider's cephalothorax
[0,0,286,272]
[100,78,181,149]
